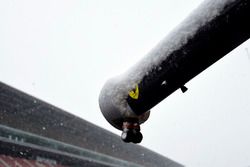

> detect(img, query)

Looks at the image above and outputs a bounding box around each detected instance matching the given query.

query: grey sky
[1,0,250,166]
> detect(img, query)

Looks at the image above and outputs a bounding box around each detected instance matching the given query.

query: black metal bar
[99,0,250,142]
[127,0,250,115]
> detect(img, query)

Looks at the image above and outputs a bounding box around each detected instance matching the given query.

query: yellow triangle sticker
[129,85,139,100]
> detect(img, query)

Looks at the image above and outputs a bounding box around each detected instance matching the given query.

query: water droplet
[42,127,46,130]
[60,122,64,126]
[33,100,37,104]
[161,80,167,86]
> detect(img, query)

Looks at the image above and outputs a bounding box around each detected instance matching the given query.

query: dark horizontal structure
[0,81,183,167]
[0,125,139,167]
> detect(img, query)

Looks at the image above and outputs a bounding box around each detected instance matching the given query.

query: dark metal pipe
[99,0,250,143]
[128,0,250,115]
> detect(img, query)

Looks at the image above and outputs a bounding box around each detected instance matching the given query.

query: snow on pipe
[99,0,250,143]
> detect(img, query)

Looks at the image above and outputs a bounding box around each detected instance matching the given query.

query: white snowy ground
[1,0,250,166]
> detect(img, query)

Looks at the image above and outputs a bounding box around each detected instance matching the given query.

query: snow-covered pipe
[99,0,250,143]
